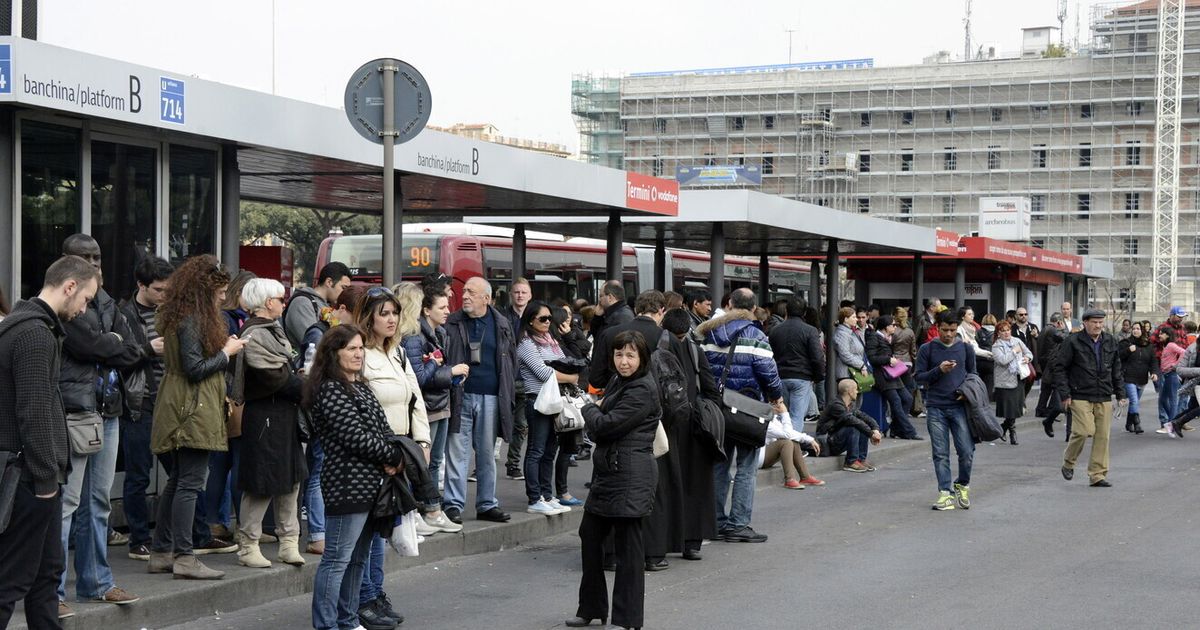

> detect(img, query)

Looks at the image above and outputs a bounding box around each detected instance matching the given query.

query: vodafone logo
[624,172,679,216]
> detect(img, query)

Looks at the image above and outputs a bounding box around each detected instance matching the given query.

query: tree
[1043,44,1068,58]
[240,202,380,285]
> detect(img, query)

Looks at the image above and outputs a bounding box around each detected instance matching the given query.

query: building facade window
[1031,194,1046,220]
[899,197,913,222]
[1032,144,1047,168]
[732,116,745,131]
[1077,238,1090,255]
[655,118,667,133]
[860,112,871,127]
[1123,237,1139,256]
[945,109,956,123]
[942,196,955,215]
[1078,143,1092,167]
[987,145,1001,170]
[1126,101,1143,116]
[651,156,663,177]
[1124,192,1141,218]
[1077,193,1091,219]
[763,115,775,129]
[1031,105,1049,119]
[991,107,1003,122]
[901,150,913,171]
[944,147,957,171]
[901,111,914,125]
[857,197,870,213]
[1125,141,1141,166]
[1081,103,1093,119]
[1031,238,1046,249]
[762,154,774,174]
[858,151,871,173]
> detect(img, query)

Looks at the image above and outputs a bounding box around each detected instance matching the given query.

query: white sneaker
[414,517,439,536]
[526,500,559,515]
[546,497,571,514]
[1157,427,1170,434]
[424,513,463,533]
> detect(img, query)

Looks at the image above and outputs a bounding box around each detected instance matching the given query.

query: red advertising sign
[958,237,1083,274]
[625,172,680,216]
[935,229,960,256]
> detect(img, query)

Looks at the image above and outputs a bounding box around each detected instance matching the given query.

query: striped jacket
[696,309,783,403]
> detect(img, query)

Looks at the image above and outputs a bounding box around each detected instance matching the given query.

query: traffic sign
[343,58,431,145]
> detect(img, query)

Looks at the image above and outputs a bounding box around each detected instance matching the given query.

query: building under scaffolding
[572,0,1200,318]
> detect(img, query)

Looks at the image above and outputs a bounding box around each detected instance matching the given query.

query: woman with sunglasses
[353,285,433,627]
[517,300,579,516]
[233,278,308,569]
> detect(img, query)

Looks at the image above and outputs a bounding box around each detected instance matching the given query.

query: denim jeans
[358,533,386,606]
[829,426,869,464]
[713,440,759,531]
[304,439,327,542]
[311,511,372,630]
[883,387,918,438]
[120,414,155,548]
[1159,371,1181,426]
[427,418,449,499]
[1125,382,1145,415]
[205,436,242,528]
[926,405,974,492]
[59,416,119,600]
[444,393,500,513]
[781,379,813,431]
[523,399,558,504]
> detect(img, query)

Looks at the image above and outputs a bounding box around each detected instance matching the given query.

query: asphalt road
[165,411,1200,630]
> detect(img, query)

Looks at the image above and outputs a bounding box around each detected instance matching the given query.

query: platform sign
[0,45,11,94]
[159,77,185,125]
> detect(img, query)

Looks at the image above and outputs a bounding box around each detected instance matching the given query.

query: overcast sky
[41,0,1113,152]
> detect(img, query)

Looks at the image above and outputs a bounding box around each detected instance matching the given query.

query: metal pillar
[809,261,821,310]
[219,144,241,271]
[606,210,622,283]
[912,254,924,314]
[708,223,725,299]
[653,229,666,291]
[512,223,527,280]
[0,110,13,300]
[381,62,400,288]
[824,239,840,403]
[954,261,966,309]
[758,253,770,306]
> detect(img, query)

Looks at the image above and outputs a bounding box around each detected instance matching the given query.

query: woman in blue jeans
[1118,322,1156,434]
[516,301,578,516]
[305,325,405,630]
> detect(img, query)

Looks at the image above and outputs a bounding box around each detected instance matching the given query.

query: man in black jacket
[589,281,634,346]
[815,379,882,472]
[0,255,97,629]
[1051,308,1125,487]
[56,235,144,612]
[768,297,825,428]
[441,277,514,524]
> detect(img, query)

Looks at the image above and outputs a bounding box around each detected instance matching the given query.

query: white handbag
[555,391,588,432]
[653,421,669,458]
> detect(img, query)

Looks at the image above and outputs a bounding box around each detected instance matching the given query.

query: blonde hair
[893,306,909,329]
[394,282,424,339]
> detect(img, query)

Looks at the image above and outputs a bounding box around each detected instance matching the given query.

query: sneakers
[357,597,399,630]
[444,506,463,524]
[1156,426,1171,434]
[376,592,405,624]
[798,476,826,486]
[860,459,878,472]
[209,523,233,540]
[547,497,571,513]
[953,483,971,509]
[195,537,237,555]
[722,526,768,543]
[842,460,869,473]
[932,490,956,511]
[128,543,151,561]
[506,467,525,480]
[93,586,139,605]
[423,512,464,533]
[58,601,74,619]
[107,530,130,546]
[467,470,477,483]
[1166,423,1179,438]
[557,493,584,506]
[526,499,562,515]
[414,515,440,536]
[783,479,804,490]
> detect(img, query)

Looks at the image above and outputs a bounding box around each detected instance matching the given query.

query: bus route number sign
[409,247,432,268]
[160,77,185,125]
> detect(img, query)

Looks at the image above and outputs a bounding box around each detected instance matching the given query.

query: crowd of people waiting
[0,235,1197,630]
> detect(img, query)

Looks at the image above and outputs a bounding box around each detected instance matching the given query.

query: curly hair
[158,255,231,356]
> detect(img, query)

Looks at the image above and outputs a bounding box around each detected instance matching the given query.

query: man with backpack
[697,288,785,543]
[283,262,352,349]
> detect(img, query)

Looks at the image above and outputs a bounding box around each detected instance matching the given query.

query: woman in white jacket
[760,415,824,489]
[352,286,442,627]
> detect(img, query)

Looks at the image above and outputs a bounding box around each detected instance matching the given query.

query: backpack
[651,330,692,423]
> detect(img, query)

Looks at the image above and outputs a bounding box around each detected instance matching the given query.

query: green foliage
[239,202,380,284]
[1043,44,1068,58]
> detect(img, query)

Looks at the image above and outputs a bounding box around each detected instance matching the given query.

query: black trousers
[578,512,644,628]
[0,479,64,629]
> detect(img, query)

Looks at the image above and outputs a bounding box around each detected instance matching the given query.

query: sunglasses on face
[366,286,393,298]
[535,315,553,323]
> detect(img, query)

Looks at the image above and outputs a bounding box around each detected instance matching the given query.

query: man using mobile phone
[915,310,977,511]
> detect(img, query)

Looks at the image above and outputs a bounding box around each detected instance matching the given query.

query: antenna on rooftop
[785,28,796,64]
[963,0,973,60]
[1058,0,1068,45]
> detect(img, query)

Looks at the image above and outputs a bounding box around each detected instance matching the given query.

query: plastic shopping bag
[534,377,564,415]
[388,510,421,557]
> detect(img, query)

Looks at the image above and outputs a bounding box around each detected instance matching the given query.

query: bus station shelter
[0,36,678,301]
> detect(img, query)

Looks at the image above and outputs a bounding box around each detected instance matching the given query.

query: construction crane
[1151,0,1186,310]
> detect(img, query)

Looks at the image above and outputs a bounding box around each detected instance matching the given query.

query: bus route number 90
[409,246,432,267]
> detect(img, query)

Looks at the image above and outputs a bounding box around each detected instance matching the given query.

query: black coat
[768,317,825,382]
[865,330,903,391]
[816,398,879,437]
[665,334,721,550]
[1038,327,1067,371]
[591,303,635,348]
[443,307,516,440]
[1119,340,1157,387]
[1051,330,1125,403]
[59,288,144,415]
[582,372,661,519]
[237,318,307,496]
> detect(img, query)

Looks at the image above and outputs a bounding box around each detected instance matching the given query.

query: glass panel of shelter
[20,120,80,299]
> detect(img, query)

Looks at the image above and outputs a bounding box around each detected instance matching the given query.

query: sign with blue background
[0,45,11,94]
[160,76,184,124]
[676,165,762,187]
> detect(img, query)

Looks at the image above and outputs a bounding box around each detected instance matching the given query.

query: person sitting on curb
[761,413,824,488]
[815,379,882,473]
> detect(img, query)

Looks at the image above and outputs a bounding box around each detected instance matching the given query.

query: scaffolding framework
[1151,0,1186,309]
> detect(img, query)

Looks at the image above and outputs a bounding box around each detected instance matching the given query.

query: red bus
[314,232,812,310]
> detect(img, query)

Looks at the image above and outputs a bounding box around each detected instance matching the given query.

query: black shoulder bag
[718,336,774,449]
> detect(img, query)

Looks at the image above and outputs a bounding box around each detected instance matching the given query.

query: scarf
[531,331,560,352]
[994,338,1023,376]
[242,317,293,371]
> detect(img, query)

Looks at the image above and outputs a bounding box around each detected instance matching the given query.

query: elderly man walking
[1051,308,1125,487]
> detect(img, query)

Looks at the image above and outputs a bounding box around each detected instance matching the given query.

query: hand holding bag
[555,388,588,433]
[534,376,564,415]
[852,369,875,393]
[718,338,774,449]
[388,509,421,557]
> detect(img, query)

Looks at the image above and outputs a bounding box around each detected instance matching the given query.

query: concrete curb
[27,415,1049,630]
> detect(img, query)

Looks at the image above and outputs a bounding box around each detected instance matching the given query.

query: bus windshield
[327,234,441,278]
